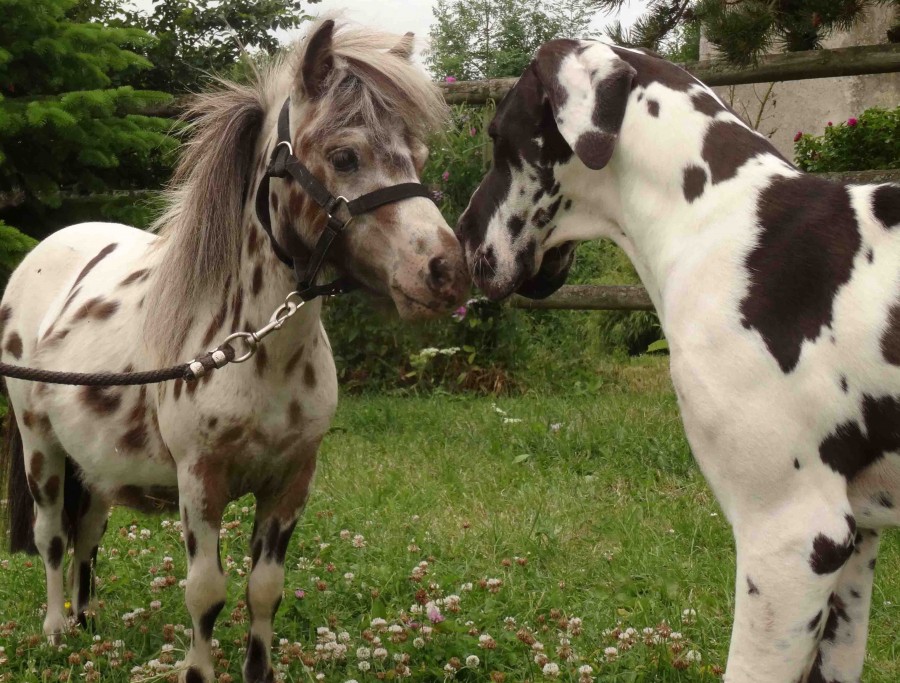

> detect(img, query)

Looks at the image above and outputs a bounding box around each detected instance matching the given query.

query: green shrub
[794,107,900,173]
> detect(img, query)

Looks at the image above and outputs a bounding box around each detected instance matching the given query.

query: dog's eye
[330,148,359,173]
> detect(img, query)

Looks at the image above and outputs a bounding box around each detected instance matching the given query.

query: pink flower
[827,121,833,126]
[294,589,305,599]
[444,76,457,83]
[442,170,450,182]
[469,127,477,137]
[793,131,803,142]
[427,606,445,623]
[452,305,467,321]
[847,117,858,127]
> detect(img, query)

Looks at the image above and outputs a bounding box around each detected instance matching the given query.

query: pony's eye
[330,148,359,172]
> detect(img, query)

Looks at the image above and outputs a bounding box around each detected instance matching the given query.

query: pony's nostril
[427,256,451,291]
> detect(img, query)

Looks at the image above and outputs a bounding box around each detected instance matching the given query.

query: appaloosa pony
[457,38,900,683]
[1,19,466,683]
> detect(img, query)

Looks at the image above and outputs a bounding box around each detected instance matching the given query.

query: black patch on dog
[747,576,759,595]
[48,536,64,569]
[840,376,848,393]
[821,593,849,642]
[850,588,862,599]
[275,520,298,565]
[740,176,860,373]
[508,214,526,239]
[809,516,856,575]
[245,634,269,682]
[873,184,900,228]
[702,121,778,185]
[869,558,877,570]
[691,91,722,117]
[77,561,92,610]
[867,248,874,263]
[200,600,225,641]
[819,394,900,480]
[613,47,696,92]
[647,99,659,117]
[794,458,801,469]
[808,610,822,632]
[875,491,894,508]
[682,166,707,203]
[186,531,197,559]
[264,520,280,563]
[880,302,900,365]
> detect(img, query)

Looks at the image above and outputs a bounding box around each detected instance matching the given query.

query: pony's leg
[69,487,110,629]
[723,497,856,683]
[243,454,318,683]
[807,528,880,683]
[177,463,228,683]
[23,440,69,643]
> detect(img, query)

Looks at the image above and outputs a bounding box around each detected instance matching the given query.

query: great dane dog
[456,38,900,682]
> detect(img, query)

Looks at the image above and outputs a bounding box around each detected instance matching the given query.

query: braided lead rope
[0,291,305,387]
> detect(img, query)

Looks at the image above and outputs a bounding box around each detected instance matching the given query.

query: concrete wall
[699,6,899,158]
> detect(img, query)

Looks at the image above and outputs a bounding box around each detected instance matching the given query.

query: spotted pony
[0,20,466,683]
[456,38,900,683]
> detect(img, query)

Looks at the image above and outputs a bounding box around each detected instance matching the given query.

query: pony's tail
[1,394,37,554]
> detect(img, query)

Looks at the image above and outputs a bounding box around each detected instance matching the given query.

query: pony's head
[268,20,468,317]
[149,20,469,351]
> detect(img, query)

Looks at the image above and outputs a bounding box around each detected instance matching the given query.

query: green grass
[1,357,898,682]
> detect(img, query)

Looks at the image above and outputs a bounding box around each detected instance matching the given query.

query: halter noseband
[254,98,435,301]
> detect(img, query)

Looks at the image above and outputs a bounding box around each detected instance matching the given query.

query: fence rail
[439,43,900,104]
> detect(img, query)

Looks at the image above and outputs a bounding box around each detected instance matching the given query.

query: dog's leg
[724,500,856,683]
[806,528,879,682]
[69,487,110,630]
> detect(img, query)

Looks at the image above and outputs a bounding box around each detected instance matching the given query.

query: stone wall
[700,6,899,159]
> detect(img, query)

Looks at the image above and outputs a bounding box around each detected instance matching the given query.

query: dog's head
[456,39,635,300]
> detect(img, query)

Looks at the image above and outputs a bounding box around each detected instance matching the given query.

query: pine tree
[0,0,176,271]
[427,0,598,81]
[597,0,898,64]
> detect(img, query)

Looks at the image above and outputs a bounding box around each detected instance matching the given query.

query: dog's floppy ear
[534,40,635,170]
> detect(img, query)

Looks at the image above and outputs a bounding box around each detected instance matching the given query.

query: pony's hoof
[43,613,68,645]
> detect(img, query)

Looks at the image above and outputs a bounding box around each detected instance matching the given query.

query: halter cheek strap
[254,98,435,301]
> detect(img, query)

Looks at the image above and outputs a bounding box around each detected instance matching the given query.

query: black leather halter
[254,98,435,301]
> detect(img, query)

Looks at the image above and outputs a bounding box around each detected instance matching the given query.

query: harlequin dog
[456,38,900,683]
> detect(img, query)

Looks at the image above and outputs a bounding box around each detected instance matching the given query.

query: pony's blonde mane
[144,19,448,355]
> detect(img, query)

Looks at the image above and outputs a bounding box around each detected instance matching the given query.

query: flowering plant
[794,107,900,173]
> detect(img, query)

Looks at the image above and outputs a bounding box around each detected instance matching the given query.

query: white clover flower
[682,608,697,623]
[114,640,125,649]
[315,674,325,681]
[370,617,387,630]
[161,644,174,653]
[465,655,480,668]
[685,650,702,663]
[532,641,544,652]
[344,572,354,581]
[344,680,360,683]
[410,604,423,614]
[352,534,366,548]
[389,624,403,634]
[670,632,683,641]
[140,529,151,539]
[413,637,425,649]
[316,627,331,636]
[604,646,618,660]
[338,631,350,643]
[461,582,473,591]
[150,600,161,610]
[358,661,371,672]
[356,646,371,660]
[340,529,351,540]
[420,626,433,636]
[444,663,457,675]
[642,627,655,636]
[578,665,593,674]
[374,647,388,659]
[542,662,560,678]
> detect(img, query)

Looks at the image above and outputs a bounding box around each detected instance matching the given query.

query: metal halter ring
[275,140,294,156]
[221,332,258,363]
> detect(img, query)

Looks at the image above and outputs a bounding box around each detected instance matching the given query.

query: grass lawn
[1,357,897,681]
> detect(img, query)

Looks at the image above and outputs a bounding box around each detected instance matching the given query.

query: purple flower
[793,131,802,142]
[452,305,467,321]
[442,170,450,182]
[431,189,444,203]
[294,589,305,599]
[427,606,445,623]
[469,127,477,137]
[847,117,858,127]
[827,121,833,126]
[444,76,457,83]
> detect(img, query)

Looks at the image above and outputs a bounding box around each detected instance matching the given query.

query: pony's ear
[300,20,336,100]
[389,32,415,60]
[534,40,635,170]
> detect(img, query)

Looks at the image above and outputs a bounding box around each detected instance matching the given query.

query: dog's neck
[550,85,796,327]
